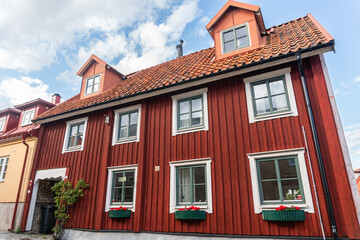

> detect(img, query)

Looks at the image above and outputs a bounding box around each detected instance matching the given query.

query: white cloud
[344,123,360,169]
[0,76,52,108]
[195,16,210,37]
[334,76,360,96]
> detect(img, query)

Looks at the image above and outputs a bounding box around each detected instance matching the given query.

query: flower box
[175,210,206,220]
[108,209,131,218]
[262,209,305,221]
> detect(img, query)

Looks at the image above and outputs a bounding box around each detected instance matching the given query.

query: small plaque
[155,166,160,171]
[118,177,127,182]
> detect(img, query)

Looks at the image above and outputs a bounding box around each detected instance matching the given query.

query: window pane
[236,36,249,48]
[113,188,122,203]
[94,76,100,84]
[29,111,35,121]
[125,171,135,187]
[235,26,247,38]
[86,86,92,94]
[224,40,235,52]
[129,125,137,137]
[282,179,300,201]
[253,83,268,98]
[69,125,78,147]
[223,31,234,42]
[77,133,83,146]
[114,172,123,187]
[262,181,280,201]
[179,114,190,128]
[194,185,206,203]
[179,100,189,114]
[124,187,134,202]
[191,111,202,125]
[179,185,191,203]
[120,114,129,127]
[269,79,285,95]
[87,78,94,86]
[271,94,288,111]
[119,126,128,138]
[93,83,99,92]
[259,160,277,180]
[278,158,298,178]
[178,168,190,185]
[191,98,202,112]
[130,112,138,125]
[194,167,205,184]
[255,98,270,114]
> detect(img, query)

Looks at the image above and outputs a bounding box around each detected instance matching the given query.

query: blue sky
[0,0,359,168]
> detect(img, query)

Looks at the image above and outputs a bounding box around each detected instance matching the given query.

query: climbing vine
[51,178,89,240]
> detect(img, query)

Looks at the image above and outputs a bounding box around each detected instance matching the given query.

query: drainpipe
[296,52,338,239]
[9,132,30,232]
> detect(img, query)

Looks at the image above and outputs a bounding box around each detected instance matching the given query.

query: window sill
[258,203,313,213]
[174,205,211,213]
[62,146,83,154]
[253,110,295,123]
[112,137,138,146]
[106,204,134,212]
[0,180,4,183]
[174,125,208,136]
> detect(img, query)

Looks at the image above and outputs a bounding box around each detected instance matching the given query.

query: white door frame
[26,168,67,231]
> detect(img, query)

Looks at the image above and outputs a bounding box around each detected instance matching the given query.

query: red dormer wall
[2,112,20,133]
[209,7,265,60]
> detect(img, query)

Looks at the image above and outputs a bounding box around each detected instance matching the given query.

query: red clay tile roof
[34,14,333,122]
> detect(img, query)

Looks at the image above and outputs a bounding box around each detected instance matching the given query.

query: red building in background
[20,1,360,239]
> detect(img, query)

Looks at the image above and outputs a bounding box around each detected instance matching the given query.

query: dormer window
[222,23,250,54]
[0,117,5,132]
[21,108,35,126]
[85,74,101,95]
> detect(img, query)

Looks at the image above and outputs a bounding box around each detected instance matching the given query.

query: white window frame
[105,164,138,212]
[169,158,213,213]
[171,88,209,136]
[248,148,314,213]
[243,67,298,123]
[62,117,88,153]
[0,117,6,132]
[112,104,141,145]
[220,22,252,54]
[0,156,9,182]
[85,74,101,95]
[21,108,36,126]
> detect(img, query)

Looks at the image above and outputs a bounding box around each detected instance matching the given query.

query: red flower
[295,206,300,210]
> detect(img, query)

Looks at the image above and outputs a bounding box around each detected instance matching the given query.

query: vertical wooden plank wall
[26,59,360,238]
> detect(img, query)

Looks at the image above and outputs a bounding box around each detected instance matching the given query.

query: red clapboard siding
[22,59,360,239]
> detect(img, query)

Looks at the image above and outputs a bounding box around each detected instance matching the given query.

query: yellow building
[0,97,59,231]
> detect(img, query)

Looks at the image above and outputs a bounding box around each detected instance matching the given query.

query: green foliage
[51,178,89,240]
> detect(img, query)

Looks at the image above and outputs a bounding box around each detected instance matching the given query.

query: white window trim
[248,148,314,214]
[171,88,209,136]
[21,108,36,127]
[105,164,138,212]
[0,156,9,182]
[243,67,298,123]
[84,73,101,96]
[62,117,88,154]
[112,104,141,145]
[169,158,213,213]
[0,117,6,132]
[220,22,252,55]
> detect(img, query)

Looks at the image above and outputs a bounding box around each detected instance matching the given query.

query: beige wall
[0,137,37,202]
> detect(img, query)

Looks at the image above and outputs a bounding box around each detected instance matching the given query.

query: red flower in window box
[275,205,301,211]
[178,205,201,211]
[110,206,127,211]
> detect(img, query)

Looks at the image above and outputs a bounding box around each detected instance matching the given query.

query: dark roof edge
[34,41,335,124]
[14,98,55,109]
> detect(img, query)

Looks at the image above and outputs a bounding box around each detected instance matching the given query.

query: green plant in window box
[262,205,305,221]
[175,206,206,220]
[108,206,131,218]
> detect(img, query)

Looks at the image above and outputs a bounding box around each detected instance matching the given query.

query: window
[169,158,212,213]
[112,105,141,145]
[0,117,6,132]
[62,117,88,153]
[222,23,250,53]
[85,74,101,95]
[105,165,138,212]
[0,157,9,182]
[172,88,209,136]
[244,68,298,123]
[21,108,35,126]
[248,149,314,213]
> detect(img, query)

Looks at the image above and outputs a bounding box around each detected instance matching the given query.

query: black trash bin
[40,205,56,234]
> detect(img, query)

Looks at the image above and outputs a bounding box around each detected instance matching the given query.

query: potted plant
[108,206,131,218]
[262,205,305,221]
[175,206,206,220]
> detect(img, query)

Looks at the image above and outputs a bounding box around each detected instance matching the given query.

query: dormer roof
[205,0,265,34]
[0,108,21,117]
[14,98,55,110]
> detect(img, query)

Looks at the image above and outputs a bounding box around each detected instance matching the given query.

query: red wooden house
[21,1,360,239]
